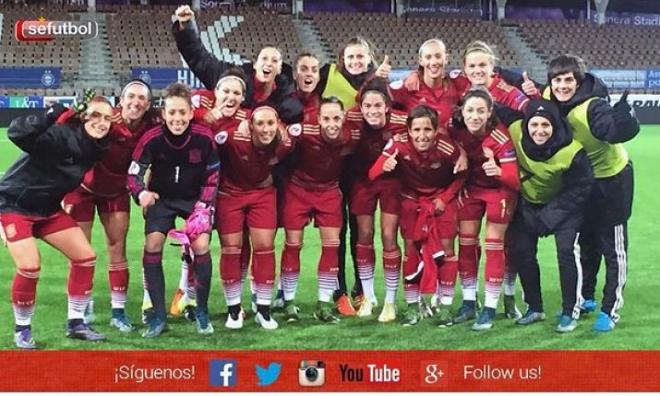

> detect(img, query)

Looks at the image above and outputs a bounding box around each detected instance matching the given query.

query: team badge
[128,161,140,175]
[5,224,16,240]
[215,131,228,145]
[287,123,302,137]
[191,94,201,108]
[430,162,441,169]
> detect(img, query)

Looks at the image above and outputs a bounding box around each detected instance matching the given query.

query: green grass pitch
[0,126,658,350]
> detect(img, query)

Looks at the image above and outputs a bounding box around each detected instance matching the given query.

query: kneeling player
[0,97,114,348]
[369,105,465,326]
[279,97,359,323]
[128,83,219,338]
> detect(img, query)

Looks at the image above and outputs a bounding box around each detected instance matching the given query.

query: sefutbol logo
[288,123,302,137]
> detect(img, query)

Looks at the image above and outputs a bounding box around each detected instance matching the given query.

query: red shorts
[215,187,277,234]
[281,183,343,230]
[350,177,401,216]
[458,185,517,224]
[0,210,78,243]
[400,197,458,241]
[62,186,130,223]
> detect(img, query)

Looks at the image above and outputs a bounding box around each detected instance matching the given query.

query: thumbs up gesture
[376,55,392,79]
[482,147,501,177]
[383,148,399,172]
[175,5,195,24]
[521,71,539,97]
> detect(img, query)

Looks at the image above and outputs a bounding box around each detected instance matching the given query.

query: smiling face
[550,72,578,103]
[360,92,388,129]
[254,47,283,84]
[418,41,447,80]
[250,108,279,146]
[318,102,344,141]
[162,96,193,136]
[527,115,554,145]
[214,78,245,117]
[464,51,495,86]
[343,44,371,75]
[83,101,113,139]
[295,55,320,94]
[461,96,492,134]
[119,83,150,123]
[409,116,437,152]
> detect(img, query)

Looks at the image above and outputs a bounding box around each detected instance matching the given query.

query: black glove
[612,90,640,134]
[44,103,67,125]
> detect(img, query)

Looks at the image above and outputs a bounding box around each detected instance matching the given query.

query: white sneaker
[377,302,396,322]
[356,298,373,317]
[225,309,244,330]
[255,311,279,330]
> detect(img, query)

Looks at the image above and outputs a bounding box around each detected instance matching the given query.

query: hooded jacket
[0,106,110,216]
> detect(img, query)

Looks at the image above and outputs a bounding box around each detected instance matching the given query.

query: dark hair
[337,36,376,74]
[216,67,248,93]
[547,54,586,84]
[294,52,319,70]
[452,87,500,132]
[358,77,392,107]
[407,104,438,131]
[320,96,344,111]
[163,82,192,107]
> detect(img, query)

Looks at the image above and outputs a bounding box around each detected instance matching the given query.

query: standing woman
[344,77,407,322]
[319,36,390,310]
[212,105,295,331]
[456,40,531,319]
[0,98,114,348]
[449,88,520,330]
[128,83,219,338]
[62,80,156,332]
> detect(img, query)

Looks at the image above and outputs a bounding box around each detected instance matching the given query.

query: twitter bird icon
[256,362,282,386]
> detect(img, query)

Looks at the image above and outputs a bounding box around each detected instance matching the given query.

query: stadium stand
[517,19,660,68]
[0,3,83,95]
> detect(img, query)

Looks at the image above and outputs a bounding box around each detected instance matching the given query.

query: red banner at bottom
[3,350,659,391]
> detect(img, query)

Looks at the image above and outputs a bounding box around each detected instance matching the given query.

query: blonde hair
[418,38,446,57]
[463,40,498,65]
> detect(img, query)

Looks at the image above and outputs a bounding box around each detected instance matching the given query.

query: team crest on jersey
[288,123,302,137]
[215,131,228,145]
[191,94,201,108]
[128,161,140,175]
[5,224,16,239]
[189,149,202,163]
[430,162,442,169]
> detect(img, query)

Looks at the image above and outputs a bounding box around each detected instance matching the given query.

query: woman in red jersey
[449,88,520,331]
[344,77,407,322]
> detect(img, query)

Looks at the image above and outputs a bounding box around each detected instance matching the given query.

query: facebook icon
[209,360,237,387]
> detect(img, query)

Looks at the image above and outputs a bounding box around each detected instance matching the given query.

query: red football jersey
[81,108,155,197]
[297,92,321,124]
[289,123,360,190]
[214,120,295,193]
[450,125,518,190]
[390,72,461,128]
[453,73,529,112]
[345,108,408,181]
[383,133,464,202]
